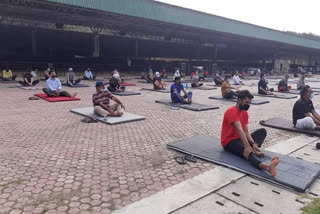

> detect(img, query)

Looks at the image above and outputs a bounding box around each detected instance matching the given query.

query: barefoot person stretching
[93,81,125,117]
[221,90,280,176]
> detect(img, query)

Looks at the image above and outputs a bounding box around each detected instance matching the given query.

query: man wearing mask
[221,75,239,99]
[293,85,320,130]
[93,81,125,117]
[278,74,291,91]
[171,76,192,104]
[66,68,81,86]
[258,73,273,95]
[42,71,76,97]
[221,90,280,177]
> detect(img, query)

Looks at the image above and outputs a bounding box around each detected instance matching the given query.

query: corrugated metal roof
[43,0,320,50]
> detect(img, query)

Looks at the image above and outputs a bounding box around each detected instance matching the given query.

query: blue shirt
[170,83,184,98]
[46,78,62,92]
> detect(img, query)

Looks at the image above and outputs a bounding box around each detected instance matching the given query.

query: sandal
[184,155,197,163]
[29,96,40,100]
[81,117,98,123]
[174,156,187,164]
[316,143,320,150]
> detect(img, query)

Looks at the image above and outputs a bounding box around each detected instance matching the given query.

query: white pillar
[93,33,100,57]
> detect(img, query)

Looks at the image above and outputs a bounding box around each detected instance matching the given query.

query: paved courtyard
[0,75,319,214]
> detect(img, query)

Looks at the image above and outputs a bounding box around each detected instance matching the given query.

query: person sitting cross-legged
[221,90,280,176]
[66,68,81,86]
[278,74,291,91]
[213,73,223,86]
[221,75,239,99]
[1,68,17,81]
[296,74,306,90]
[258,73,273,95]
[191,71,204,88]
[83,68,95,80]
[43,71,77,97]
[93,81,125,117]
[171,76,192,104]
[153,72,166,89]
[18,72,39,87]
[232,72,244,85]
[108,73,125,92]
[293,85,320,130]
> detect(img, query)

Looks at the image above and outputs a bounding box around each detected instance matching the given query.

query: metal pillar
[92,33,100,57]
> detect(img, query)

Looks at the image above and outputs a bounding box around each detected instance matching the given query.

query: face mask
[310,93,315,100]
[52,75,56,78]
[100,88,107,92]
[239,103,250,111]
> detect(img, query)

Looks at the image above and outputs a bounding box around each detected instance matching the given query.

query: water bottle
[186,83,189,89]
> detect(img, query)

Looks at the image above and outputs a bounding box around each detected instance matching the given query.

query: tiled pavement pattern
[0,76,319,213]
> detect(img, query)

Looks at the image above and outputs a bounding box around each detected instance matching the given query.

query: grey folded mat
[70,107,145,125]
[167,135,320,192]
[260,118,320,137]
[111,91,141,96]
[191,86,217,90]
[18,86,42,90]
[141,88,170,93]
[62,83,90,87]
[155,100,219,111]
[209,96,269,105]
[0,80,18,83]
[254,93,297,99]
[276,90,319,95]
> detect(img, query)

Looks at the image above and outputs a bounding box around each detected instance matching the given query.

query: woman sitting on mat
[221,75,239,99]
[153,72,166,89]
[221,90,280,176]
[170,76,192,104]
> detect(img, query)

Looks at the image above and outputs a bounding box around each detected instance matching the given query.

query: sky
[156,0,320,35]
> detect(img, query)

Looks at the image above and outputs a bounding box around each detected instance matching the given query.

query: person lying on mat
[171,76,192,104]
[0,68,17,81]
[43,71,77,97]
[296,74,306,90]
[18,71,40,87]
[221,90,280,176]
[66,68,81,86]
[213,73,223,86]
[293,85,320,130]
[221,75,239,99]
[278,74,291,91]
[93,81,125,117]
[258,73,273,95]
[107,73,125,92]
[191,71,204,88]
[84,68,95,80]
[153,72,166,89]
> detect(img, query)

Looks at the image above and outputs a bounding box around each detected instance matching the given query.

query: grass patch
[302,198,320,214]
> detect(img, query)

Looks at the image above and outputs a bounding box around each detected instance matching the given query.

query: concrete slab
[289,146,320,164]
[307,178,320,197]
[173,193,254,214]
[112,167,244,214]
[217,177,311,214]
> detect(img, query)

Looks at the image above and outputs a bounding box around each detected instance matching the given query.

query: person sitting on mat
[173,69,182,81]
[297,74,306,90]
[107,73,125,92]
[293,85,320,130]
[84,68,95,80]
[191,71,204,88]
[18,71,40,87]
[160,69,167,79]
[153,72,166,89]
[232,72,244,85]
[221,90,280,176]
[221,75,239,99]
[43,71,77,97]
[66,68,81,86]
[44,68,51,80]
[213,73,223,86]
[93,81,125,117]
[171,76,192,104]
[258,73,273,95]
[278,74,291,91]
[0,68,17,81]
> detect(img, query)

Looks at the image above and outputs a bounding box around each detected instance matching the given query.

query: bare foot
[72,92,77,97]
[269,156,280,177]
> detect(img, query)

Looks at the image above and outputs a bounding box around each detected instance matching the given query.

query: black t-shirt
[258,79,268,94]
[109,77,119,89]
[153,76,161,83]
[292,98,315,125]
[24,73,33,82]
[278,79,287,89]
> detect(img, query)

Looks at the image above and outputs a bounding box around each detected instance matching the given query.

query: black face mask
[239,103,250,111]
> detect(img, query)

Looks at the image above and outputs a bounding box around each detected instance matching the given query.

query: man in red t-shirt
[221,90,280,176]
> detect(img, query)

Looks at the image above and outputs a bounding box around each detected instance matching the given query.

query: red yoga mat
[120,82,136,86]
[34,93,80,102]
